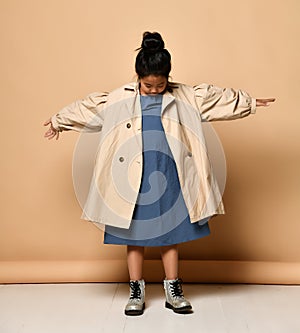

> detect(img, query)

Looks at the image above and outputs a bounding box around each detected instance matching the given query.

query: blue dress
[104,94,210,246]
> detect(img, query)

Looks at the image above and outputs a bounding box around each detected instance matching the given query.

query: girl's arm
[43,91,108,140]
[194,83,275,121]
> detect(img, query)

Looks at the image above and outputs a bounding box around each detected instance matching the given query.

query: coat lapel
[162,91,175,115]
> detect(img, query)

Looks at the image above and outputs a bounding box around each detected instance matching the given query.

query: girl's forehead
[141,75,167,85]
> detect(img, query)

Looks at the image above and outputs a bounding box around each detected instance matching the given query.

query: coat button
[126,123,131,128]
[119,157,124,162]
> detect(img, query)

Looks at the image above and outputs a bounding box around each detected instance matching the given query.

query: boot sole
[165,301,193,314]
[124,303,145,316]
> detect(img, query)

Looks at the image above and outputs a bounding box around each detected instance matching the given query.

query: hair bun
[142,32,165,53]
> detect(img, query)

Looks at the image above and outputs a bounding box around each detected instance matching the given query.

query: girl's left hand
[43,118,60,140]
[256,98,276,107]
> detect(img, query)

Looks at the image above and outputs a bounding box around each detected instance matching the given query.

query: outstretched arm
[43,91,109,141]
[194,83,275,121]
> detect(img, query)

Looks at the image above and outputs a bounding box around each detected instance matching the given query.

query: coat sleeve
[51,92,109,132]
[193,83,256,122]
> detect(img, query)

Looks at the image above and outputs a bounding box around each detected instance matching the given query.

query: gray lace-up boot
[124,279,145,316]
[163,278,192,314]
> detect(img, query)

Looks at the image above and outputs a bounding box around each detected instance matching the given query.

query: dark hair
[135,32,171,79]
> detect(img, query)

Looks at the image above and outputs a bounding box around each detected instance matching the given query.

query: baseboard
[1,260,300,284]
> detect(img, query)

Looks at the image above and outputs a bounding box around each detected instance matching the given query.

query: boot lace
[169,278,184,298]
[129,280,142,299]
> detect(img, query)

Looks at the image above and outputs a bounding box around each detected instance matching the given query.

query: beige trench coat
[51,82,256,229]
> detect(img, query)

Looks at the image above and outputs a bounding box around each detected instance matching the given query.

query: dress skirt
[104,94,210,246]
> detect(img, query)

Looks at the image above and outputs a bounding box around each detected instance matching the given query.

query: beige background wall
[1,0,299,283]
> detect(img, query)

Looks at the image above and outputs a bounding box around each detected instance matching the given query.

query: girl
[44,31,275,316]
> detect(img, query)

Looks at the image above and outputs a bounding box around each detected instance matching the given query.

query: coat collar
[123,81,176,112]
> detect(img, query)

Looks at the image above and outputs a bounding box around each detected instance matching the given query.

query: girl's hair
[135,32,171,79]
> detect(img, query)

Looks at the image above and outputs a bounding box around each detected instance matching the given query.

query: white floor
[0,283,300,333]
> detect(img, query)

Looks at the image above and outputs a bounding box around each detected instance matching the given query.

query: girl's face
[139,75,168,95]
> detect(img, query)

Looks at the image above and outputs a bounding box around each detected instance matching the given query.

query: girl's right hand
[43,118,60,140]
